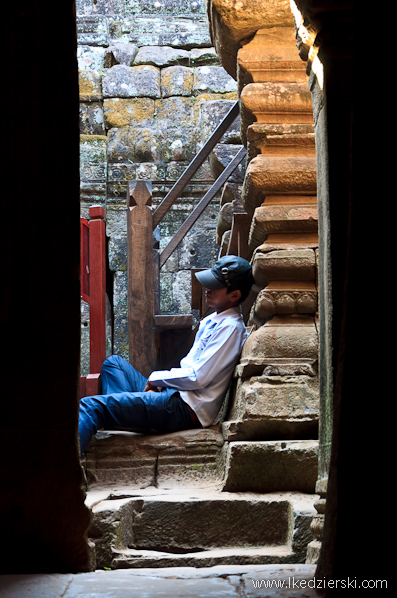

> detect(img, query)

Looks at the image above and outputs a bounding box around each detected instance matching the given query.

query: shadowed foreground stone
[0,564,319,598]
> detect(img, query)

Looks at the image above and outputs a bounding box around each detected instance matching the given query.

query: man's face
[204,286,240,313]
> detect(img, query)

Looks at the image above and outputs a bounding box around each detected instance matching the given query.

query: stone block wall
[77,0,240,371]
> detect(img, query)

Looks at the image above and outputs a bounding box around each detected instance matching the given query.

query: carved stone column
[206,0,320,512]
[232,5,319,455]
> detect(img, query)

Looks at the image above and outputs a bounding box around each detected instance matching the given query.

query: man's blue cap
[195,255,254,292]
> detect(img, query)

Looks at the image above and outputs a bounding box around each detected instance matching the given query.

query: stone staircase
[83,425,318,570]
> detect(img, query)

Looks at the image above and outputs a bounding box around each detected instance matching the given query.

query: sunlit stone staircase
[83,425,318,570]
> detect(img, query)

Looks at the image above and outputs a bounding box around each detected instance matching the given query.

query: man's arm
[143,379,161,392]
[147,321,244,392]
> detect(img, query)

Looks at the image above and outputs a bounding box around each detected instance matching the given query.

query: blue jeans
[79,355,201,454]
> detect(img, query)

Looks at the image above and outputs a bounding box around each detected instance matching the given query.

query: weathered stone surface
[102,64,161,98]
[252,235,319,257]
[80,134,107,183]
[112,271,129,361]
[77,15,109,46]
[79,69,102,101]
[126,495,290,552]
[90,491,293,552]
[253,198,318,236]
[135,162,162,181]
[246,122,315,160]
[206,0,294,78]
[193,65,237,94]
[89,498,136,568]
[209,0,294,44]
[216,198,245,240]
[199,99,240,144]
[221,440,318,492]
[219,230,231,256]
[111,544,302,569]
[86,485,317,569]
[85,428,224,488]
[0,564,320,595]
[107,125,160,162]
[105,201,129,237]
[80,300,90,376]
[241,315,318,367]
[154,97,200,161]
[237,26,308,87]
[209,144,245,182]
[241,81,313,124]
[134,45,190,67]
[104,42,139,67]
[242,155,317,215]
[190,47,219,65]
[103,97,155,128]
[250,247,318,320]
[77,45,106,70]
[155,96,196,126]
[95,0,207,18]
[164,160,214,184]
[161,66,194,97]
[108,236,127,273]
[224,372,319,441]
[79,102,105,135]
[219,181,242,206]
[107,161,138,201]
[239,80,313,149]
[108,15,211,48]
[254,282,318,320]
[253,249,316,286]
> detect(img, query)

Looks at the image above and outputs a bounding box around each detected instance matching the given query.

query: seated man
[79,255,254,454]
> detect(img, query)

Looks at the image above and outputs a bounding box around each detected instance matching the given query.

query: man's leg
[100,355,147,394]
[79,390,166,454]
[78,388,200,455]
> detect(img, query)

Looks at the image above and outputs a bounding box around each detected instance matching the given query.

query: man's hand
[144,379,161,392]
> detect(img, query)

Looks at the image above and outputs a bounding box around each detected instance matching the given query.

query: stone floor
[0,564,320,597]
[2,429,321,597]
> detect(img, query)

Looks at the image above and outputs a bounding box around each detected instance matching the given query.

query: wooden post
[88,205,107,374]
[127,180,156,376]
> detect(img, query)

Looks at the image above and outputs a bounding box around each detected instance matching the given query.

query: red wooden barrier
[80,217,90,303]
[80,205,107,397]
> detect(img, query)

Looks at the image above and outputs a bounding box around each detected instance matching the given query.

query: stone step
[83,427,224,489]
[86,488,317,570]
[84,429,318,493]
[111,546,293,569]
[220,440,318,493]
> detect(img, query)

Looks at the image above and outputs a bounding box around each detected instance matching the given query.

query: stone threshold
[0,564,319,597]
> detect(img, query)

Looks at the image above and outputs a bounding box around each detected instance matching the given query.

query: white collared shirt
[148,307,248,426]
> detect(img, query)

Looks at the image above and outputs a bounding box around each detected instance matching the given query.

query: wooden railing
[127,101,247,376]
[80,205,107,397]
